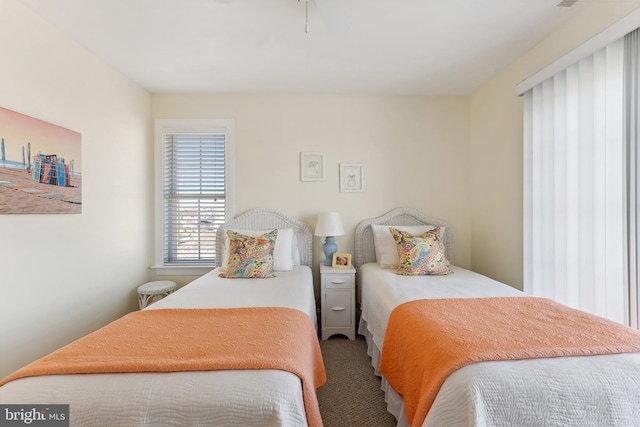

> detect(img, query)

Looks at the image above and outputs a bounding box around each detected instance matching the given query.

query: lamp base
[323,236,337,266]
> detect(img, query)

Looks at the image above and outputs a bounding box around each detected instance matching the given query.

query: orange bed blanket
[379,297,640,427]
[0,307,327,427]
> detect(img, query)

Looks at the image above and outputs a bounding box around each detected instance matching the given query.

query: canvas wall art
[0,107,81,214]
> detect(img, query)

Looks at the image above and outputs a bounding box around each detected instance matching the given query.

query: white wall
[151,94,472,295]
[0,0,152,378]
[469,1,640,289]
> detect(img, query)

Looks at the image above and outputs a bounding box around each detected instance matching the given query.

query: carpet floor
[317,335,397,427]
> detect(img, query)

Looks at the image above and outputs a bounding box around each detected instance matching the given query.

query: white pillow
[372,224,445,269]
[222,228,294,271]
[292,234,301,266]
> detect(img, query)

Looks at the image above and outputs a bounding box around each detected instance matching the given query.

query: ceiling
[18,0,594,95]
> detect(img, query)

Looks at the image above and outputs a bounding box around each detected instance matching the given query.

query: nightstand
[320,264,356,340]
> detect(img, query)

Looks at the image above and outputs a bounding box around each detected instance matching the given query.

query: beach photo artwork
[0,107,81,214]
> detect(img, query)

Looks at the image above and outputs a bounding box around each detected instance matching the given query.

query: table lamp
[315,212,345,266]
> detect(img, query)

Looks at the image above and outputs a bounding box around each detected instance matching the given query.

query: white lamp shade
[314,212,345,237]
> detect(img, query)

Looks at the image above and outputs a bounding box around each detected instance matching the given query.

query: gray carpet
[318,335,397,427]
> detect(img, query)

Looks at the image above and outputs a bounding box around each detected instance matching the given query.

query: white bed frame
[216,207,313,268]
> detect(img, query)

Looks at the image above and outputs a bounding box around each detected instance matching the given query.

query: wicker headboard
[215,208,313,268]
[354,207,455,271]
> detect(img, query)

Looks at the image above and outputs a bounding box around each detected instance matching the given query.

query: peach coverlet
[0,307,326,427]
[379,297,640,427]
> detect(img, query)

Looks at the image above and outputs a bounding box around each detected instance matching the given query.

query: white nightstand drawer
[324,290,352,328]
[324,273,354,289]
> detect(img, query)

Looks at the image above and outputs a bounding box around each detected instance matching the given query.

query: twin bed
[0,208,325,426]
[355,208,640,427]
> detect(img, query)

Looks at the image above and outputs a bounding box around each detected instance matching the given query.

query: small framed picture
[332,253,352,269]
[339,163,364,192]
[300,152,326,181]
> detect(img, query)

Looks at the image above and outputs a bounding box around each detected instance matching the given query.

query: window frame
[152,118,235,276]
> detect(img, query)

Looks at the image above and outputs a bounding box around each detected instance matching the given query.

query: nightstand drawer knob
[331,280,345,284]
[331,307,346,311]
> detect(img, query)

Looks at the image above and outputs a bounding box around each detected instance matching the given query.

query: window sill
[150,265,216,276]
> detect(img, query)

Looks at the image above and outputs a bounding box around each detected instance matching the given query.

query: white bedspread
[0,266,316,427]
[359,263,640,427]
[149,266,317,324]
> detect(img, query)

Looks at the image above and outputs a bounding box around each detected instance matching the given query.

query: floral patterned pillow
[220,229,278,278]
[390,227,451,276]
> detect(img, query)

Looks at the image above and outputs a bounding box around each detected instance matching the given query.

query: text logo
[0,405,68,426]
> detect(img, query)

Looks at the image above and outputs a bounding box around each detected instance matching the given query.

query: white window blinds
[153,118,234,274]
[162,132,226,264]
[523,38,627,324]
[624,28,640,328]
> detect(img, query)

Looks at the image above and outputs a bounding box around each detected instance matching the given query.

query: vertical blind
[162,133,226,264]
[523,38,628,324]
[625,28,640,328]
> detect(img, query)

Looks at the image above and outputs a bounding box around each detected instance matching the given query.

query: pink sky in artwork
[0,107,81,172]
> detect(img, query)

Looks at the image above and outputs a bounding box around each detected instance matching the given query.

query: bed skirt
[358,315,409,427]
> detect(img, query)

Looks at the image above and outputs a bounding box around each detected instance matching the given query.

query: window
[153,119,235,275]
[522,28,640,327]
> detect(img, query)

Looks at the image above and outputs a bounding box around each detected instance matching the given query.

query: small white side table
[320,264,356,340]
[137,280,177,309]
